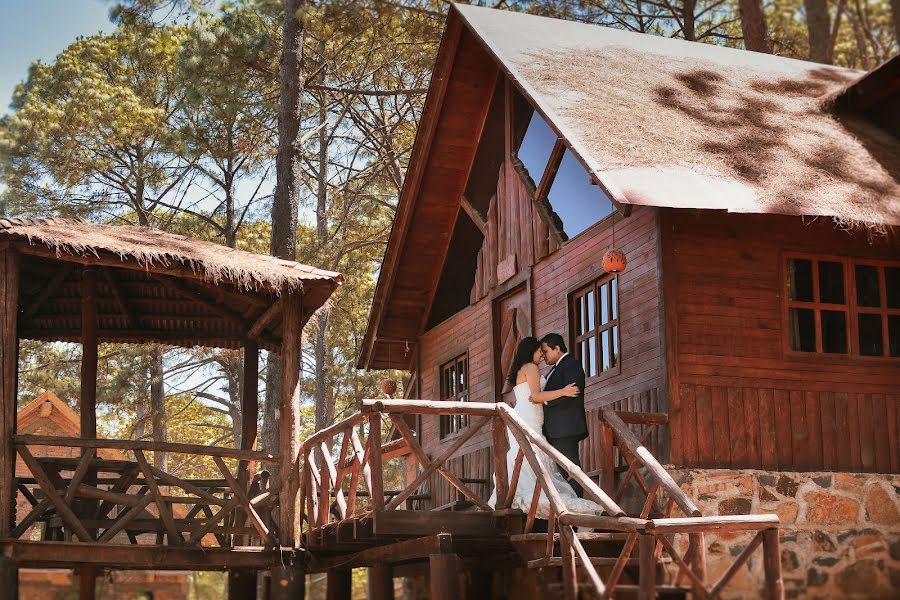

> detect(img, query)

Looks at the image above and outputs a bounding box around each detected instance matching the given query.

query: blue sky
[0,0,113,115]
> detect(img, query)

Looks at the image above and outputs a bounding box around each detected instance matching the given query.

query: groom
[540,333,588,497]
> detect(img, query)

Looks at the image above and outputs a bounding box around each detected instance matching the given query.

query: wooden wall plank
[858,393,875,472]
[789,390,809,469]
[847,392,862,470]
[710,386,731,466]
[680,385,698,466]
[727,387,747,467]
[773,389,793,469]
[834,392,852,471]
[805,391,823,470]
[757,388,777,469]
[695,385,715,467]
[871,394,890,473]
[743,388,761,467]
[819,391,837,471]
[887,394,899,473]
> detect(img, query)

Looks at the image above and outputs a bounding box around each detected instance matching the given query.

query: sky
[0,0,113,115]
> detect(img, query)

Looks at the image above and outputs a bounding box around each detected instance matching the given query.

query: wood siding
[663,209,900,473]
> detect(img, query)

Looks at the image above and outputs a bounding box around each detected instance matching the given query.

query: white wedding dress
[488,377,603,518]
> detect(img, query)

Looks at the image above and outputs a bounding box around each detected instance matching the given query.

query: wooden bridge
[297,398,784,599]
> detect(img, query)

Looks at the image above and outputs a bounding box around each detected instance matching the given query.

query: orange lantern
[602,249,627,273]
[381,379,398,397]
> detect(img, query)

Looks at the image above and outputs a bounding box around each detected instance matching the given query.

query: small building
[16,391,190,599]
[359,5,899,598]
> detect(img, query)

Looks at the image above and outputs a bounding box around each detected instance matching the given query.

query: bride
[488,336,604,517]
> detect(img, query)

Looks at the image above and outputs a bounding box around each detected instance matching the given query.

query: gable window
[785,255,900,358]
[439,353,469,438]
[570,274,620,380]
[511,91,616,243]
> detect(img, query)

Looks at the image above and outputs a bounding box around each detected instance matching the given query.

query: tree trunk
[265,0,305,459]
[313,86,332,433]
[738,0,771,52]
[805,0,832,63]
[682,0,697,40]
[149,347,167,472]
[892,0,900,45]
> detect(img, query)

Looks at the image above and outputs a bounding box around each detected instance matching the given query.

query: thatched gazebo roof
[0,217,343,351]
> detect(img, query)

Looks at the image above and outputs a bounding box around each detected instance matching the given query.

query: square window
[570,274,620,380]
[789,307,816,352]
[818,261,845,304]
[820,310,847,354]
[858,313,884,356]
[855,265,881,307]
[787,259,814,302]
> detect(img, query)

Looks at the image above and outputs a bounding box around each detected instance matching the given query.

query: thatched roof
[1,217,343,351]
[0,217,343,292]
[457,4,900,229]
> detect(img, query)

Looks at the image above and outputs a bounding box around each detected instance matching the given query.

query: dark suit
[542,353,588,497]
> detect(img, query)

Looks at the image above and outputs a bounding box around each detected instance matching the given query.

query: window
[439,354,469,438]
[784,255,900,358]
[512,90,616,243]
[570,275,620,380]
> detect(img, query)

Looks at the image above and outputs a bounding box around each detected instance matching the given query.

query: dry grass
[517,46,900,230]
[0,217,343,293]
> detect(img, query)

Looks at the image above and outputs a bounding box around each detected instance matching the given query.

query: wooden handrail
[300,412,368,451]
[15,434,277,462]
[600,409,701,517]
[361,398,499,416]
[615,411,668,425]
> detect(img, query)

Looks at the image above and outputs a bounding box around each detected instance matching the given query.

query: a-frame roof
[359,4,900,370]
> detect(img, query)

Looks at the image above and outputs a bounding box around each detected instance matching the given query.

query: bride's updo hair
[507,336,541,387]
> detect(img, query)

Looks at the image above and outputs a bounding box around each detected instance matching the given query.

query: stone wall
[668,468,900,599]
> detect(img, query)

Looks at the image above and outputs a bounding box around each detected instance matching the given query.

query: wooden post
[0,249,20,539]
[78,565,97,600]
[560,526,577,600]
[762,528,784,600]
[368,412,384,511]
[369,564,394,600]
[81,266,98,439]
[491,416,509,505]
[599,419,616,496]
[326,568,352,600]
[638,534,656,600]
[689,532,707,584]
[0,556,17,599]
[270,562,305,600]
[229,569,258,600]
[237,340,259,545]
[429,552,460,600]
[467,569,492,599]
[279,291,303,545]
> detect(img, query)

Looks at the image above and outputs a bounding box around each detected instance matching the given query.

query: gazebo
[0,217,343,599]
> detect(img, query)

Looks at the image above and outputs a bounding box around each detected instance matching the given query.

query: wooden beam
[134,449,181,545]
[100,266,136,327]
[459,195,486,234]
[361,398,498,416]
[248,297,283,340]
[0,249,19,538]
[279,290,303,544]
[214,455,274,546]
[151,274,248,330]
[21,262,74,320]
[16,446,93,542]
[15,434,277,462]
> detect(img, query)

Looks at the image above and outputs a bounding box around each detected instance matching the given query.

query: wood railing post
[368,413,384,511]
[368,563,394,600]
[491,416,509,506]
[762,528,784,600]
[560,525,577,600]
[599,419,616,496]
[638,534,656,600]
[689,532,707,584]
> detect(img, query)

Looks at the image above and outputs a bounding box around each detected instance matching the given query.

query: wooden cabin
[0,216,342,599]
[358,5,899,598]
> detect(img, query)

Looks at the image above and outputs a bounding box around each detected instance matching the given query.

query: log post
[689,532,707,584]
[368,413,384,511]
[270,561,305,600]
[429,552,460,600]
[599,419,615,496]
[80,266,99,532]
[369,563,394,600]
[279,291,303,545]
[0,556,17,599]
[229,569,258,600]
[77,565,97,600]
[638,534,656,600]
[762,528,784,600]
[236,339,259,545]
[0,249,20,539]
[491,416,509,505]
[326,568,352,600]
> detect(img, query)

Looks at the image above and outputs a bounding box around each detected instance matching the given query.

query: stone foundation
[667,468,900,599]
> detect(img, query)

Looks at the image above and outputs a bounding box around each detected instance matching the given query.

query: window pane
[818,261,845,304]
[858,313,884,356]
[601,330,611,372]
[611,326,619,367]
[821,310,847,354]
[599,284,609,325]
[855,265,881,307]
[611,278,618,320]
[586,290,595,331]
[515,111,556,186]
[574,295,584,336]
[545,150,615,240]
[789,308,816,352]
[889,315,900,357]
[886,267,900,309]
[787,259,814,302]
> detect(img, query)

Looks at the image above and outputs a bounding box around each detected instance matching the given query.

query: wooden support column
[688,532,707,584]
[326,568,352,600]
[80,266,99,531]
[77,565,97,600]
[368,563,393,600]
[638,534,656,600]
[0,249,20,538]
[762,528,784,600]
[467,569,492,600]
[229,569,258,600]
[599,420,616,496]
[241,339,260,456]
[429,551,460,600]
[0,556,17,599]
[270,561,305,600]
[279,291,303,545]
[368,413,384,511]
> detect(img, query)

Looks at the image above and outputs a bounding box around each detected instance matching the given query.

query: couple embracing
[488,334,604,517]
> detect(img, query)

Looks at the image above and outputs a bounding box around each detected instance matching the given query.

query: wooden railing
[299,399,784,600]
[12,435,280,548]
